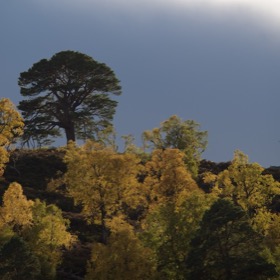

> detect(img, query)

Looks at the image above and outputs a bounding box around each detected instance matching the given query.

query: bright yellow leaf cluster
[0,98,24,175]
[144,148,200,207]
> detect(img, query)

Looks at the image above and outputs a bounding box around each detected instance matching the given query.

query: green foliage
[142,115,207,176]
[18,50,121,145]
[24,199,74,279]
[122,134,147,156]
[203,151,280,275]
[142,191,215,279]
[186,199,278,280]
[0,183,74,279]
[0,236,41,280]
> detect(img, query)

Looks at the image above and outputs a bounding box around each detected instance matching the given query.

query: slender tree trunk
[100,203,108,244]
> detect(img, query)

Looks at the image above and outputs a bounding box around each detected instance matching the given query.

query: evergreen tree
[18,50,121,145]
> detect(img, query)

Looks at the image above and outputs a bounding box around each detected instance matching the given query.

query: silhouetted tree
[18,50,121,145]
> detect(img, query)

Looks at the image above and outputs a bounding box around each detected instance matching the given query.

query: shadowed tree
[186,199,278,280]
[18,50,121,145]
[141,191,215,279]
[0,236,41,280]
[0,184,74,279]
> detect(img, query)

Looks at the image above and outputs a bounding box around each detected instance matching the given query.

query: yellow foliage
[254,211,280,274]
[208,151,280,216]
[37,211,73,249]
[86,216,157,280]
[64,141,146,228]
[0,182,33,230]
[0,98,24,175]
[144,149,200,207]
[203,172,217,184]
[24,200,75,278]
[0,182,74,279]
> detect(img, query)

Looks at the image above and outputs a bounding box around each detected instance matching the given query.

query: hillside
[1,148,280,279]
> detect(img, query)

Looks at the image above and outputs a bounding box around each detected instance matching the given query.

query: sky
[1,0,280,167]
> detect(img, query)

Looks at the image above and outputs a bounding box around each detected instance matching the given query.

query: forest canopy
[0,49,279,278]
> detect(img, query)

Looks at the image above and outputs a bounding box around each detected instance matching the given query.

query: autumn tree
[203,151,280,275]
[186,199,278,280]
[0,183,74,279]
[86,216,157,280]
[204,150,280,218]
[141,191,215,279]
[142,115,207,176]
[24,200,74,279]
[18,50,121,145]
[0,98,24,175]
[62,141,145,243]
[141,148,213,278]
[144,148,199,207]
[0,182,33,233]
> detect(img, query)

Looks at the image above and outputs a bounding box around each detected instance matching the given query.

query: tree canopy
[18,50,121,146]
[142,115,207,176]
[187,199,278,280]
[62,141,144,243]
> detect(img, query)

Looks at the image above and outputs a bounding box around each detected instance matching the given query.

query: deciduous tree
[204,150,280,218]
[63,141,145,243]
[24,199,74,279]
[86,216,156,280]
[186,199,278,280]
[144,148,199,207]
[0,98,24,174]
[0,182,33,232]
[142,115,207,176]
[0,183,73,279]
[141,191,215,279]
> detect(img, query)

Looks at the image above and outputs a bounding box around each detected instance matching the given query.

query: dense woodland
[0,100,280,279]
[1,51,280,279]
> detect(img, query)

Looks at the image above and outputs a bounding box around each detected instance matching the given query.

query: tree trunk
[100,202,108,244]
[65,123,76,143]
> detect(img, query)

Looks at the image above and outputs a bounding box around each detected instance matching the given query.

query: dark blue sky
[1,0,280,167]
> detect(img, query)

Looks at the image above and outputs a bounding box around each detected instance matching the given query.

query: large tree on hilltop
[18,50,121,145]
